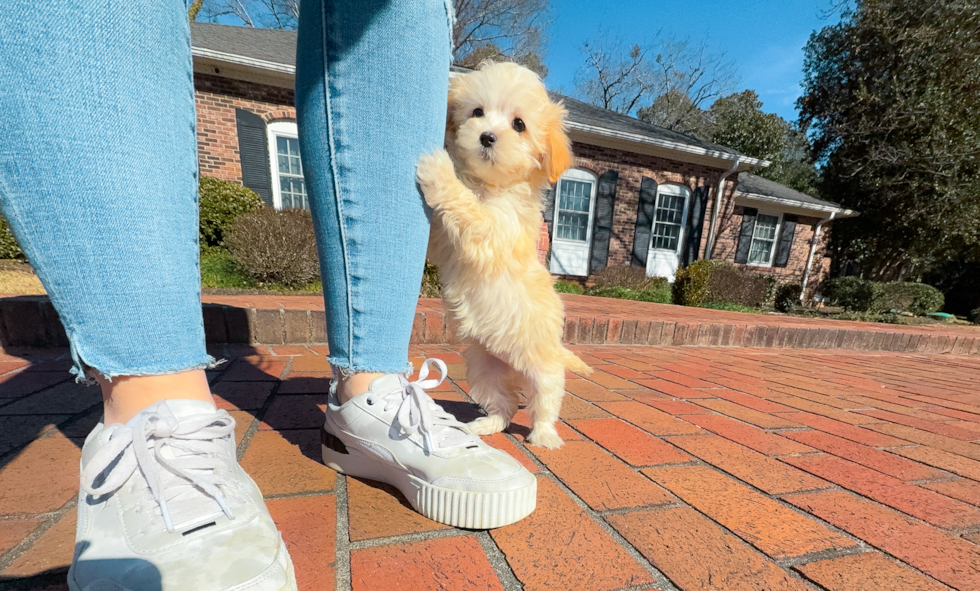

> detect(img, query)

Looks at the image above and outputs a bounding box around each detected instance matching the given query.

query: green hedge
[968,308,980,325]
[199,177,264,247]
[673,260,767,308]
[879,282,944,316]
[824,277,944,315]
[774,284,803,312]
[0,214,25,260]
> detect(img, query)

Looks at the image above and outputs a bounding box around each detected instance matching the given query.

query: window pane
[274,133,308,210]
[748,239,774,264]
[558,180,592,213]
[556,211,589,242]
[649,190,686,252]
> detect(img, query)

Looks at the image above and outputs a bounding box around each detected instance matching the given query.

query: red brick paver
[2,345,979,591]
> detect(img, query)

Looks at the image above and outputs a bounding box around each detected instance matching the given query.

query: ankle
[336,372,386,404]
[99,370,215,424]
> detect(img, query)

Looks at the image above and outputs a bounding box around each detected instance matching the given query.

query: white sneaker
[69,400,297,591]
[322,359,536,529]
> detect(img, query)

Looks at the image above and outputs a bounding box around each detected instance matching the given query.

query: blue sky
[541,0,842,123]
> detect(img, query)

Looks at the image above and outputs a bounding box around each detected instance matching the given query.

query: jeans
[0,0,451,378]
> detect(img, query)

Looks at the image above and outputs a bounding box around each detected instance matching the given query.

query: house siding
[191,73,833,297]
[194,74,296,182]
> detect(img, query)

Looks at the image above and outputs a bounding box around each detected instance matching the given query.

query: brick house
[190,23,856,299]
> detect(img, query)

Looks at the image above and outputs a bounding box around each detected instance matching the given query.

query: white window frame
[266,121,307,210]
[746,211,782,268]
[648,183,691,254]
[551,168,598,245]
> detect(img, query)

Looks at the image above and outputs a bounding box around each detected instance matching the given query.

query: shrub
[0,214,25,260]
[823,276,884,312]
[583,284,672,304]
[591,265,668,292]
[762,274,779,305]
[969,308,980,325]
[199,177,264,247]
[672,260,732,307]
[421,260,442,298]
[200,246,257,289]
[554,280,584,295]
[774,283,804,312]
[834,310,883,322]
[225,208,320,286]
[878,282,945,316]
[706,265,769,307]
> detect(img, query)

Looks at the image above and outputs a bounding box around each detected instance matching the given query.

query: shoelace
[81,404,237,533]
[366,358,479,454]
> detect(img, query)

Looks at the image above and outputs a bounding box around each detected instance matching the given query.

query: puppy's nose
[479,131,497,148]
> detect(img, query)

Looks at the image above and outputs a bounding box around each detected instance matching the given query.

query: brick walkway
[1,343,980,590]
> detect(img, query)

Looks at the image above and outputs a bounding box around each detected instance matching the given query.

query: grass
[582,284,673,304]
[554,280,584,295]
[703,301,760,314]
[200,248,322,293]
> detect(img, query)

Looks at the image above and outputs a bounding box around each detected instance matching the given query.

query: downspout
[704,157,741,259]
[800,211,836,302]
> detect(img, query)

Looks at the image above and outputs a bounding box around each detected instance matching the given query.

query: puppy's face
[446,62,572,189]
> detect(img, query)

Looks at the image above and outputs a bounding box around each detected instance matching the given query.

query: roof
[737,173,858,217]
[189,22,767,168]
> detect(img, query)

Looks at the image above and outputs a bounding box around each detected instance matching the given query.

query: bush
[672,260,732,307]
[706,265,769,308]
[421,260,442,298]
[225,208,320,286]
[199,177,264,247]
[878,282,945,316]
[200,246,257,289]
[0,214,25,260]
[969,308,980,325]
[774,283,804,312]
[823,276,884,312]
[554,280,584,295]
[762,274,779,306]
[591,265,668,292]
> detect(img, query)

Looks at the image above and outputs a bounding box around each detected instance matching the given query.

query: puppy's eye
[512,118,526,133]
[472,108,484,118]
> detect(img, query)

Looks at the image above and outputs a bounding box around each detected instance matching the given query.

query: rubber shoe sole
[321,429,536,529]
[67,537,298,591]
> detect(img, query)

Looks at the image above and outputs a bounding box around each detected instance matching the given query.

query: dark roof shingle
[737,173,848,212]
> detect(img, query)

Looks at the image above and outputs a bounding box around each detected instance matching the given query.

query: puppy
[416,62,591,449]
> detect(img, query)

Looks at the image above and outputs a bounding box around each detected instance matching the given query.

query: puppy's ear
[544,104,573,183]
[444,77,463,147]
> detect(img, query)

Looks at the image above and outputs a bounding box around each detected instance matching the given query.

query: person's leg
[0,1,216,423]
[296,0,454,398]
[297,0,537,529]
[0,2,294,588]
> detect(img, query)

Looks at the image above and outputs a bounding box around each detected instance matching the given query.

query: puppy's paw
[416,149,456,204]
[526,427,563,449]
[467,415,508,436]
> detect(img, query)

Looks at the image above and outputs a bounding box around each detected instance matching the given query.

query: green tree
[707,91,818,194]
[799,0,980,280]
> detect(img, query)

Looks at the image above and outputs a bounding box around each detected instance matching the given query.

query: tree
[800,0,980,281]
[198,0,298,28]
[452,0,549,72]
[706,91,818,194]
[575,35,737,119]
[456,42,548,78]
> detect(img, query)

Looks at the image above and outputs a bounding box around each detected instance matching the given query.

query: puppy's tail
[562,348,592,375]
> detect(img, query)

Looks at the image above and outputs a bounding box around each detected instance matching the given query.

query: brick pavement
[1,344,979,590]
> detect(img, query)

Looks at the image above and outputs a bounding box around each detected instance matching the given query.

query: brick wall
[194,74,296,182]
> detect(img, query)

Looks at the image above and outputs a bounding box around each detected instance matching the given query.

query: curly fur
[417,62,591,449]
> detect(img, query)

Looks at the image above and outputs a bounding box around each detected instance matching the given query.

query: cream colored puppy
[416,62,591,449]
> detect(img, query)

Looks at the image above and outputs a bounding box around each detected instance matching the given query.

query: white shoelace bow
[366,358,479,454]
[81,405,237,533]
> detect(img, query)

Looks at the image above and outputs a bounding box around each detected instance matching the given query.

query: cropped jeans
[0,0,451,378]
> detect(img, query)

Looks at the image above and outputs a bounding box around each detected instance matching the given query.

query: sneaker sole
[322,429,536,529]
[67,537,297,591]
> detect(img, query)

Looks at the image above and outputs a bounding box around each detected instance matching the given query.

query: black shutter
[682,186,708,267]
[734,207,758,264]
[542,183,557,235]
[773,214,797,268]
[631,177,659,267]
[590,171,619,274]
[236,108,273,206]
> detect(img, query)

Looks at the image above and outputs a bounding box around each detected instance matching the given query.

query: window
[748,213,781,266]
[649,184,690,253]
[267,121,308,210]
[553,169,596,243]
